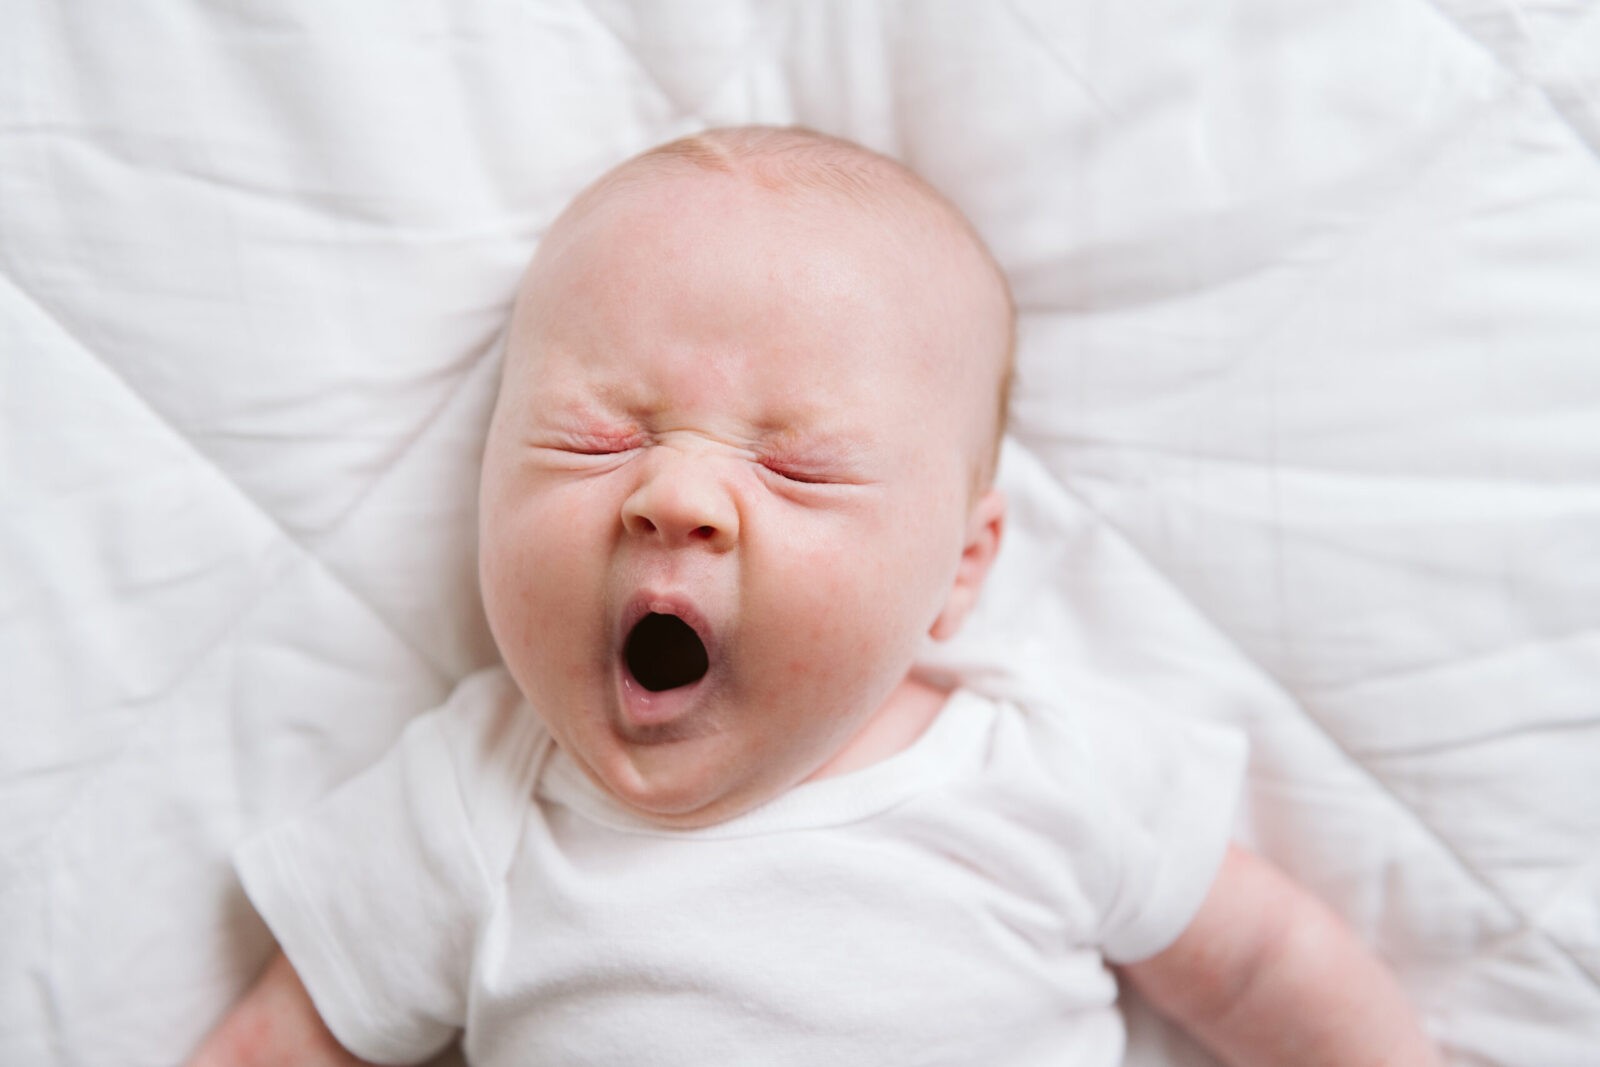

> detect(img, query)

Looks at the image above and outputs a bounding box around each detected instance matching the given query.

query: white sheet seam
[0,271,455,688]
[1416,0,1600,167]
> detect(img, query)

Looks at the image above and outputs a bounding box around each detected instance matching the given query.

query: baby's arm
[187,950,385,1067]
[1121,845,1440,1067]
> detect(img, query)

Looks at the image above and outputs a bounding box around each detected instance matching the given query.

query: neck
[805,672,950,782]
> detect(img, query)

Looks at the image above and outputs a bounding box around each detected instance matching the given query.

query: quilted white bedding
[5,3,1598,1064]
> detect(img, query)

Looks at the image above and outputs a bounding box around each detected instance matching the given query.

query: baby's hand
[187,951,385,1067]
[1120,845,1440,1067]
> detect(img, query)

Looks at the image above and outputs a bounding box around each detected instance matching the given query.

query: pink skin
[477,167,1008,829]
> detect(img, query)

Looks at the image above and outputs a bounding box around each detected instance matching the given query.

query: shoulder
[988,686,1247,795]
[428,666,548,773]
[1005,691,1248,964]
[403,666,550,863]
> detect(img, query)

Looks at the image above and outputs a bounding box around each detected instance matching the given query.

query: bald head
[515,126,1014,489]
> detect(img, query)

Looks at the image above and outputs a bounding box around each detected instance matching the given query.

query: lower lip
[615,669,707,738]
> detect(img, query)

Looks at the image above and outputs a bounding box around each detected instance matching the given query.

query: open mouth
[623,612,710,692]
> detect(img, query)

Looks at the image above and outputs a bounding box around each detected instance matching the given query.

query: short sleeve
[1080,703,1249,965]
[234,668,542,1065]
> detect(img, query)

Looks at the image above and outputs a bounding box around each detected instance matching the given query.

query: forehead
[540,172,937,318]
[538,169,991,350]
[525,176,924,369]
[503,166,1008,462]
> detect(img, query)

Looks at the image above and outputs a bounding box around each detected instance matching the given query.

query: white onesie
[237,667,1245,1067]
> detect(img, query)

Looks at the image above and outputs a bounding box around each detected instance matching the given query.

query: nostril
[620,482,734,545]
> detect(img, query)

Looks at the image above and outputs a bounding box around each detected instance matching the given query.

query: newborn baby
[192,126,1437,1066]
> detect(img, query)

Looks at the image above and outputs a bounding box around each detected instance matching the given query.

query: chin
[648,783,761,828]
[638,802,735,831]
[597,751,744,828]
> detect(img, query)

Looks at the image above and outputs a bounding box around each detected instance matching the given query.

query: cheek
[757,523,926,690]
[480,483,614,655]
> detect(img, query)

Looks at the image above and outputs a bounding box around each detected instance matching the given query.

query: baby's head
[479,126,1013,827]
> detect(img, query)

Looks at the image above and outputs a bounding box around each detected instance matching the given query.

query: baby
[192,127,1437,1066]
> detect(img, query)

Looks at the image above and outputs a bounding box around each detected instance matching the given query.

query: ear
[929,488,1006,642]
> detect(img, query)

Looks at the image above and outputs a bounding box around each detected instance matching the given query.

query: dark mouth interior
[624,613,709,692]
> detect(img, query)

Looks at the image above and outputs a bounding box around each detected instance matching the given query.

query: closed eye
[559,431,645,456]
[760,460,840,486]
[525,432,644,472]
[566,442,636,456]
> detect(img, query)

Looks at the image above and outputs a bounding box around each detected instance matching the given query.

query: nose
[621,451,740,551]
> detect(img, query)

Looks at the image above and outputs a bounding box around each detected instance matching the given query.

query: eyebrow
[511,371,636,424]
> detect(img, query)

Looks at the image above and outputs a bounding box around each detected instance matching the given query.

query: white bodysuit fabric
[236,668,1246,1066]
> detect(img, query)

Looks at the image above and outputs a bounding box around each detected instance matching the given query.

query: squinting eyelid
[760,460,830,485]
[756,456,869,488]
[558,425,646,454]
[569,440,639,456]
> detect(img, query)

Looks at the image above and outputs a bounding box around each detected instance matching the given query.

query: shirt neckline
[537,688,997,839]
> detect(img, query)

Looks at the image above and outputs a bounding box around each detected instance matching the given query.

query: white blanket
[4,3,1598,1064]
